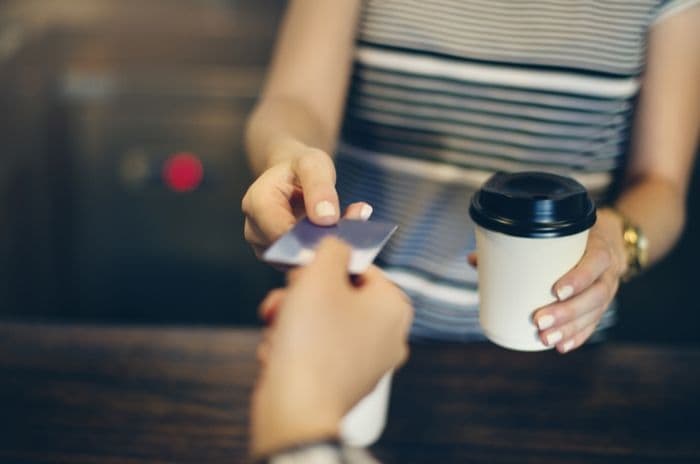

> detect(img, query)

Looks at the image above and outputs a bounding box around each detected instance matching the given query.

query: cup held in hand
[470,172,596,351]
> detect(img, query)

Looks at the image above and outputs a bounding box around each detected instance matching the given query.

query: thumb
[306,237,352,284]
[292,149,340,226]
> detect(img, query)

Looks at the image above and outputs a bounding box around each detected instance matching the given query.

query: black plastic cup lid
[469,172,596,238]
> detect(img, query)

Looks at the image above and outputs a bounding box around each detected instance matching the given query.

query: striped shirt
[335,0,699,341]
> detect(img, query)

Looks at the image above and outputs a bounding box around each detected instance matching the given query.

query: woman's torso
[336,0,685,341]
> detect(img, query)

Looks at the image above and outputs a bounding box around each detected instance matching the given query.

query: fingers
[398,296,415,339]
[355,264,386,285]
[387,299,414,368]
[304,237,352,283]
[467,252,478,268]
[343,202,373,221]
[397,341,411,368]
[349,263,384,288]
[538,304,602,352]
[258,288,287,324]
[556,321,597,354]
[534,274,617,352]
[244,200,296,247]
[241,166,298,248]
[286,267,304,285]
[532,228,620,354]
[244,220,271,258]
[256,328,273,367]
[292,150,340,226]
[552,234,611,302]
[535,277,611,330]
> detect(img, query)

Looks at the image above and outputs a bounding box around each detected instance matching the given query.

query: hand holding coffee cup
[530,206,628,353]
[470,172,621,352]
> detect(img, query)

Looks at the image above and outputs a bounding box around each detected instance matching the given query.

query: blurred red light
[163,153,203,192]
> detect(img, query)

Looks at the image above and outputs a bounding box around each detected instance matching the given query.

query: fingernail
[359,204,373,221]
[556,285,574,301]
[546,331,563,346]
[537,314,555,331]
[562,340,575,353]
[315,200,336,218]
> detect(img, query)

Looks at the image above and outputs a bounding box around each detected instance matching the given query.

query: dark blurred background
[0,0,698,344]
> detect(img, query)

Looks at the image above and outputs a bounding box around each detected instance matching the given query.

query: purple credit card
[262,218,398,274]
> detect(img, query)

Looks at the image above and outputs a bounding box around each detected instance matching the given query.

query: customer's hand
[242,142,372,257]
[250,238,413,457]
[532,209,627,353]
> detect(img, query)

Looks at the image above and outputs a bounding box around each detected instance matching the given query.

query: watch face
[623,228,639,245]
[621,220,648,281]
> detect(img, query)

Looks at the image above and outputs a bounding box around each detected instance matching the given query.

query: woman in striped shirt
[242,0,700,352]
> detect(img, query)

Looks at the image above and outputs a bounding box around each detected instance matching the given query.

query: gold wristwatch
[609,207,649,282]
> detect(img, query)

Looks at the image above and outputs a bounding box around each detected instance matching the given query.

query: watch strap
[608,207,648,282]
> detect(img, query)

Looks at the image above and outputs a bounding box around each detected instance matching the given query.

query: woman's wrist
[596,208,629,280]
[602,206,649,281]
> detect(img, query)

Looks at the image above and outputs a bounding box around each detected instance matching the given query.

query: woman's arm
[245,0,362,175]
[241,0,364,254]
[614,4,700,264]
[533,5,700,353]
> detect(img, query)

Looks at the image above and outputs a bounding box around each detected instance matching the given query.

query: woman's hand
[532,209,628,353]
[241,141,372,257]
[250,238,413,456]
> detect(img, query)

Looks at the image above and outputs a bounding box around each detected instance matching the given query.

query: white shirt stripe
[337,142,614,193]
[356,47,640,98]
[385,268,480,306]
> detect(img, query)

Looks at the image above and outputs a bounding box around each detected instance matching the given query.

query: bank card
[262,218,398,274]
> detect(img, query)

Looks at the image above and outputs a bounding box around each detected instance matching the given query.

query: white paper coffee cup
[340,371,393,447]
[470,172,596,352]
[475,226,588,350]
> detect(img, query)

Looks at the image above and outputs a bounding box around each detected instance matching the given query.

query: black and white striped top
[335,0,699,341]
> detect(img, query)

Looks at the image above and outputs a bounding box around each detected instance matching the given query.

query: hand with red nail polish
[533,209,628,354]
[251,238,413,457]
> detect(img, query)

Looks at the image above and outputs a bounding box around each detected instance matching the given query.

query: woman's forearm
[244,0,361,176]
[614,174,689,265]
[245,97,335,176]
[614,7,700,267]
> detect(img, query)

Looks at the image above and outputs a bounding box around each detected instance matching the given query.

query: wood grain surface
[1,322,698,463]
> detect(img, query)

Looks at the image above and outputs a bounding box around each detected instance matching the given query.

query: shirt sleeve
[651,0,700,26]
